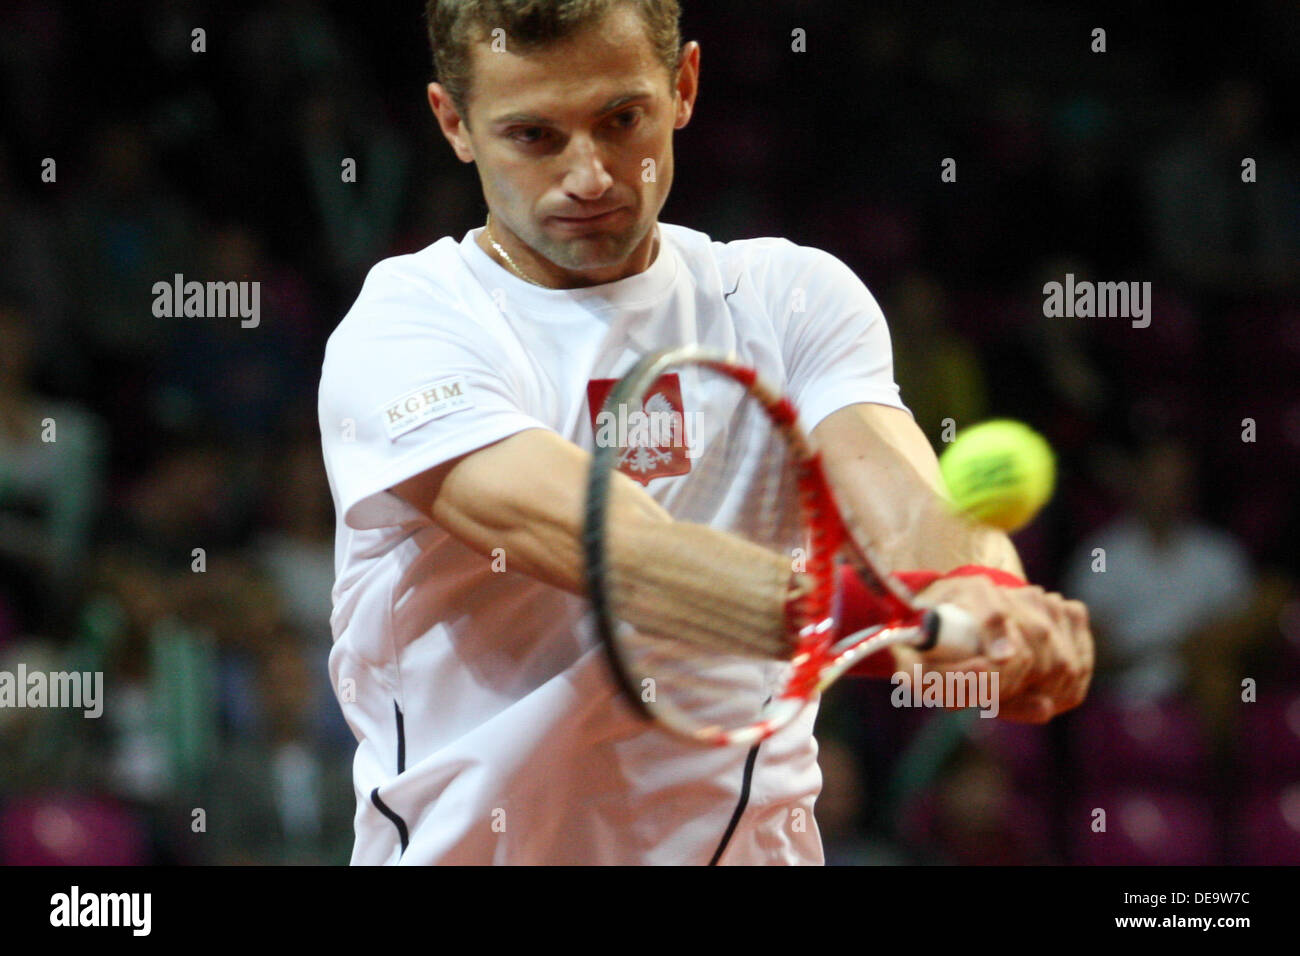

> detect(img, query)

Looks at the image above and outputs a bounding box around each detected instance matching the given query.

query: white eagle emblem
[617,391,677,475]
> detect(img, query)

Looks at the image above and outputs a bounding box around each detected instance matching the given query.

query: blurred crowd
[0,0,1297,864]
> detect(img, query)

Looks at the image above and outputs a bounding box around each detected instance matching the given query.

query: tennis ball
[938,420,1055,532]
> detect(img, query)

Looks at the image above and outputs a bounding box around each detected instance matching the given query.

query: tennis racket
[583,345,980,747]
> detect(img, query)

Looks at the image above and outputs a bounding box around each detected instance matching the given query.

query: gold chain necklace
[485,211,546,287]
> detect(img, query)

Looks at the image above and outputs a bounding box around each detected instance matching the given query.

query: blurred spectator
[1063,439,1256,705]
[1043,95,1143,275]
[203,634,354,864]
[230,0,350,113]
[154,222,319,441]
[0,145,65,328]
[255,435,335,641]
[297,84,410,293]
[904,742,1057,865]
[118,441,253,555]
[81,546,347,861]
[0,791,150,866]
[817,735,906,865]
[1143,78,1300,295]
[887,270,989,441]
[985,255,1114,433]
[0,305,107,633]
[62,121,200,365]
[92,548,219,808]
[0,637,66,791]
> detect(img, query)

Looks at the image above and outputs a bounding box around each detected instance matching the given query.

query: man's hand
[912,575,1094,723]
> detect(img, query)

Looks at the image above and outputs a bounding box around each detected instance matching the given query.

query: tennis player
[317,0,1092,865]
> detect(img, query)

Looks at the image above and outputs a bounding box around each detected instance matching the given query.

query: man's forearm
[421,430,797,654]
[814,402,1025,578]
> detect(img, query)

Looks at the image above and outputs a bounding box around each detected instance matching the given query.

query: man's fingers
[1035,593,1091,705]
[915,655,991,677]
[912,576,1096,721]
[982,617,1035,698]
[1066,599,1093,670]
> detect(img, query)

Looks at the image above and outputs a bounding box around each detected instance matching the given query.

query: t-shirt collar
[460,222,677,314]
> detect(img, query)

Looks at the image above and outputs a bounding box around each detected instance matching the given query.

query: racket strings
[599,365,815,735]
[607,520,794,658]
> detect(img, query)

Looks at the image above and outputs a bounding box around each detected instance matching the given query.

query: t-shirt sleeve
[318,263,551,530]
[756,240,907,432]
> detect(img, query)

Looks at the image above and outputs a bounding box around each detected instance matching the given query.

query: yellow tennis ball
[939,420,1056,532]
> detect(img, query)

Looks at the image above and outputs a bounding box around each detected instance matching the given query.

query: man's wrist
[839,563,1027,679]
[903,565,1028,593]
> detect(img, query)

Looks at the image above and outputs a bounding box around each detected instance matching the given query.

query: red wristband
[834,564,904,678]
[892,565,1028,593]
[837,563,1027,678]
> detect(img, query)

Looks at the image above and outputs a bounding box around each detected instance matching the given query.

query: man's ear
[673,41,700,130]
[428,82,475,163]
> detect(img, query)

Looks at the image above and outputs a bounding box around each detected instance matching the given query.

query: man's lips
[550,207,625,223]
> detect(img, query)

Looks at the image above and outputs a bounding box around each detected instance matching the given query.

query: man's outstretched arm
[390,428,799,653]
[813,402,1093,723]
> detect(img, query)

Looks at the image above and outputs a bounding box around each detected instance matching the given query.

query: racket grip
[917,603,982,659]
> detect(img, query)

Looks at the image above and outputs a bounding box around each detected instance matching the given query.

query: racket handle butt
[919,603,982,659]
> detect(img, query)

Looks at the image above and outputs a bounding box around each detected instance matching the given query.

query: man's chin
[538,234,642,273]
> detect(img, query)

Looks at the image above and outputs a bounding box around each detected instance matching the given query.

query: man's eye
[612,109,642,129]
[511,127,548,144]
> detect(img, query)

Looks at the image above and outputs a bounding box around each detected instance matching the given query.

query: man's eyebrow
[489,91,653,127]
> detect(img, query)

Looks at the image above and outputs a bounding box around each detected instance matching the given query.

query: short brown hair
[426,0,683,121]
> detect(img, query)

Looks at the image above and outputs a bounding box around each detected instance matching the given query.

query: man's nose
[562,138,615,200]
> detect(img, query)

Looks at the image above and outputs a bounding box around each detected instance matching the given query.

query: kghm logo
[382,376,474,439]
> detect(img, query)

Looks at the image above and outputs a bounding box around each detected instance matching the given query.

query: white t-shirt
[317,221,906,864]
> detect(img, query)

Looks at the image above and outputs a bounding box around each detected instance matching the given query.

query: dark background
[1,0,1297,864]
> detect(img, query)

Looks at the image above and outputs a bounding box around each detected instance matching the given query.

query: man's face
[431,6,698,281]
